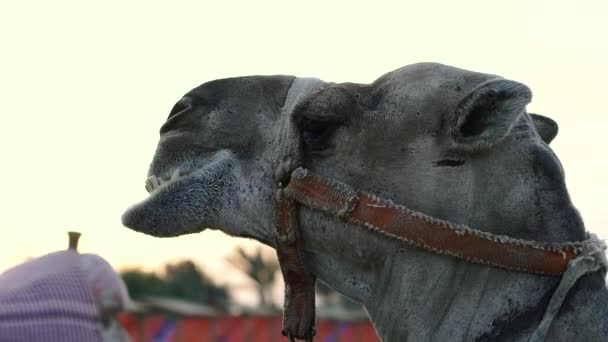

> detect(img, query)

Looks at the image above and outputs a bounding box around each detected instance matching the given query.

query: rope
[529,234,607,342]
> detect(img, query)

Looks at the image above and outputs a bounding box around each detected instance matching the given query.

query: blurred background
[1,0,606,341]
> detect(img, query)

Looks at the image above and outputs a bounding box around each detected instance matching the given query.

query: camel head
[122,62,580,243]
[122,64,589,329]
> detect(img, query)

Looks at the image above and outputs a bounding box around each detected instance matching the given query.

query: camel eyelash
[433,159,466,167]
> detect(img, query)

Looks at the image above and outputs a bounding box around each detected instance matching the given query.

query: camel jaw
[121,151,238,238]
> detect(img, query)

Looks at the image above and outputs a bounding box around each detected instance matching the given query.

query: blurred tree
[226,247,279,309]
[121,269,166,299]
[121,261,230,309]
[163,261,230,309]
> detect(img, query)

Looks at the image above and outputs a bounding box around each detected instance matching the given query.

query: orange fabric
[118,315,380,342]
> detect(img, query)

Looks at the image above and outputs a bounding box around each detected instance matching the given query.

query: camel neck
[366,249,606,341]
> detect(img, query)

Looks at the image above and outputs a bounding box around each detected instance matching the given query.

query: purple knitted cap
[0,251,103,341]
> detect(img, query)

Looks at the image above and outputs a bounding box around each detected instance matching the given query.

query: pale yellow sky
[1,0,606,295]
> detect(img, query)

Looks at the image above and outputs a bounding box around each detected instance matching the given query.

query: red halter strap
[284,167,585,276]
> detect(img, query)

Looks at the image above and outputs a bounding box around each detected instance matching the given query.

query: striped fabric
[0,251,102,342]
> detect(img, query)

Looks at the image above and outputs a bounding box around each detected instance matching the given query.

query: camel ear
[530,113,558,144]
[449,79,532,150]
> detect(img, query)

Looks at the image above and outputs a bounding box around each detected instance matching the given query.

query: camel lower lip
[121,169,219,237]
[121,151,237,237]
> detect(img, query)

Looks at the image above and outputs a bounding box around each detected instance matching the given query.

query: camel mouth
[121,151,237,238]
[144,168,190,196]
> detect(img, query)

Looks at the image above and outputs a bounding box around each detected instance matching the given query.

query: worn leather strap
[284,168,596,276]
[271,78,324,341]
[274,187,316,341]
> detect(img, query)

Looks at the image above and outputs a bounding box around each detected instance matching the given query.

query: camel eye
[433,159,466,167]
[302,121,327,142]
[300,118,340,151]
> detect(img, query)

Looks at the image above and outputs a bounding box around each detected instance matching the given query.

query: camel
[122,63,608,341]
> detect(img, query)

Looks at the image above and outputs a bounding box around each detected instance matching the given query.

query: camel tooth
[145,175,161,193]
[152,175,162,188]
[145,172,179,194]
[145,177,154,193]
